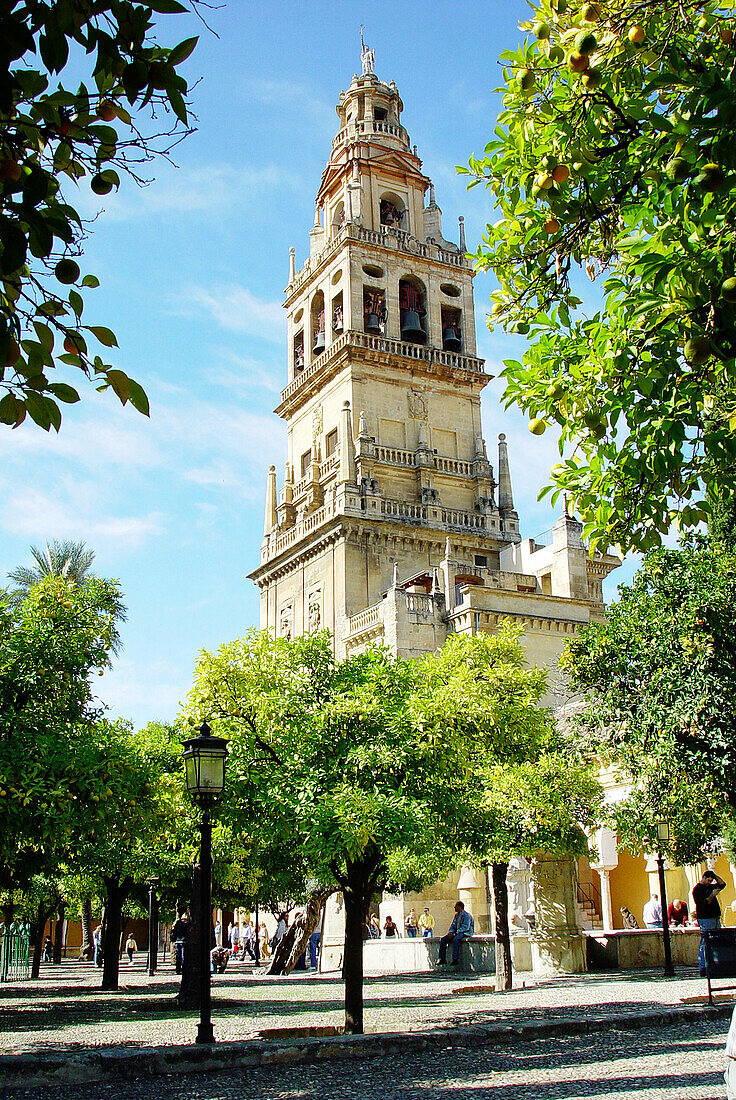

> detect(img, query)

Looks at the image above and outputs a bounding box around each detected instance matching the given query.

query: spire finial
[458,215,466,251]
[360,27,375,75]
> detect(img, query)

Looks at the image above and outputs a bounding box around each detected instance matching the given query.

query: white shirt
[727,1004,736,1059]
[643,898,663,925]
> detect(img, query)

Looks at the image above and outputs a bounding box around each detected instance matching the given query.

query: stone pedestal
[530,853,586,977]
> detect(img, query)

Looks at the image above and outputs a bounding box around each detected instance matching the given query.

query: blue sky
[0,1,636,729]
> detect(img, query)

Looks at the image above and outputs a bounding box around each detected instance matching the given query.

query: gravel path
[0,957,728,1055]
[1,1015,728,1100]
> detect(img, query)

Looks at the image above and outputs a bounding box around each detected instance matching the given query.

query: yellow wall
[609,849,650,929]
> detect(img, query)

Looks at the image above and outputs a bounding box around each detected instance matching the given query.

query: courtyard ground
[0,956,733,1096]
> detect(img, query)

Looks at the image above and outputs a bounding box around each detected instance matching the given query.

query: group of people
[367,907,436,939]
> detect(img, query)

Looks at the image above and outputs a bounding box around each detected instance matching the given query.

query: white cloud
[1,484,164,548]
[75,163,299,223]
[185,284,285,342]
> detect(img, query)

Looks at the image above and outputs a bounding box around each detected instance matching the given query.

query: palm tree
[8,540,96,596]
[7,538,126,653]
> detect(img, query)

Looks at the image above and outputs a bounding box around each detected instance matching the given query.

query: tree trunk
[53,901,66,964]
[30,901,47,980]
[101,876,132,991]
[79,896,93,960]
[492,861,513,992]
[176,867,200,1009]
[269,889,332,976]
[342,884,365,1033]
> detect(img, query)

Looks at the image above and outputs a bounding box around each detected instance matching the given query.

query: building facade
[249,53,732,971]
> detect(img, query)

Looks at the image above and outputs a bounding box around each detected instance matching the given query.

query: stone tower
[249,51,622,974]
[248,59,574,660]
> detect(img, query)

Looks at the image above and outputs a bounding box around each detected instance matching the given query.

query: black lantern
[183,720,228,804]
[182,720,228,1043]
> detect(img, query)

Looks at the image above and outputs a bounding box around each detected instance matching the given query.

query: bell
[365,312,381,334]
[443,326,461,352]
[313,330,325,353]
[401,310,425,344]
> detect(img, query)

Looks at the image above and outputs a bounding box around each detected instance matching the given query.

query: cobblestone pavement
[0,957,728,1054]
[0,1015,728,1100]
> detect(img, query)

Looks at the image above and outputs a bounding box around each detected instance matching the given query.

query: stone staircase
[577,884,604,932]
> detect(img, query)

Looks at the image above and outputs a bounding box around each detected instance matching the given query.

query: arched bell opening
[363,287,386,336]
[293,330,304,374]
[399,277,427,344]
[311,291,325,356]
[331,201,345,239]
[332,291,343,334]
[380,192,406,231]
[441,306,462,352]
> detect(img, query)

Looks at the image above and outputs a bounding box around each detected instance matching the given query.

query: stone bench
[585,927,700,970]
[319,935,496,975]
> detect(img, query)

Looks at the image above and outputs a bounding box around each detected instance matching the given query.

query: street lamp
[656,819,675,978]
[146,877,160,977]
[183,720,228,1044]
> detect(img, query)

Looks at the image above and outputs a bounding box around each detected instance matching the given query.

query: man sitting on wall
[438,901,474,967]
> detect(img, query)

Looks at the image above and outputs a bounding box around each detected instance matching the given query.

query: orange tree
[185,626,556,1033]
[466,0,736,552]
[0,0,203,431]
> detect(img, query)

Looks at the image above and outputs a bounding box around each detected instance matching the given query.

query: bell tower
[249,51,616,660]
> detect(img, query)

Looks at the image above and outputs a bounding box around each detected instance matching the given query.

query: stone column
[530,854,586,976]
[598,869,614,931]
[457,867,488,932]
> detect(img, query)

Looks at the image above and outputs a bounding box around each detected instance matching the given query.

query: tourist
[259,922,271,959]
[125,934,137,965]
[419,907,435,938]
[643,893,663,929]
[214,918,222,946]
[242,920,256,960]
[693,868,727,974]
[668,898,689,927]
[210,945,230,974]
[271,911,288,951]
[438,901,475,967]
[171,910,189,974]
[43,936,53,963]
[229,922,240,956]
[369,913,381,938]
[405,908,419,938]
[92,924,103,967]
[383,915,400,938]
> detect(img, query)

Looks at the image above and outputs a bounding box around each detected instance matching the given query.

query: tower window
[326,428,338,456]
[441,307,462,352]
[293,330,304,373]
[374,107,387,122]
[399,278,427,344]
[332,291,343,333]
[380,194,405,229]
[301,449,312,477]
[311,291,325,355]
[364,287,386,335]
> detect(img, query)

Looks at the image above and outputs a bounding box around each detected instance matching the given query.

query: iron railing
[0,921,31,982]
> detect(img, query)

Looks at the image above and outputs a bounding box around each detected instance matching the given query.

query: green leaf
[169,37,198,65]
[127,378,150,416]
[48,383,80,404]
[105,369,130,403]
[167,86,188,124]
[147,0,188,11]
[87,325,118,348]
[81,275,100,288]
[69,290,84,318]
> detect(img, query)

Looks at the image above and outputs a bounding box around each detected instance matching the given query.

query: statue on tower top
[360,26,375,75]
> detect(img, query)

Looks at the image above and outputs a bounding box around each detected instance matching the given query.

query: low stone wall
[319,935,496,975]
[586,928,701,971]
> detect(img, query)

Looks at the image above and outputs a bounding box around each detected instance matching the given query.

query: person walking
[242,920,256,960]
[259,922,271,959]
[171,911,189,975]
[438,901,474,967]
[92,924,103,967]
[418,907,435,938]
[43,935,54,963]
[693,868,727,974]
[125,934,137,965]
[229,922,240,957]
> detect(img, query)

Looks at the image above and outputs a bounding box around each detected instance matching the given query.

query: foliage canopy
[467,0,736,551]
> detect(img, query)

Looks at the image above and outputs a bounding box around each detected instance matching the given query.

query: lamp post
[182,720,228,1044]
[656,820,675,978]
[146,877,160,976]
